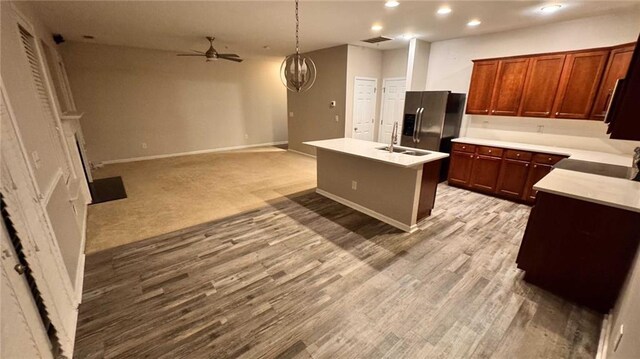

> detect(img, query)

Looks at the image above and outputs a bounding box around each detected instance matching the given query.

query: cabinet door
[519,54,566,117]
[496,159,531,199]
[469,155,502,193]
[591,44,635,120]
[552,50,609,119]
[466,60,499,115]
[448,151,475,187]
[489,58,530,116]
[524,163,553,202]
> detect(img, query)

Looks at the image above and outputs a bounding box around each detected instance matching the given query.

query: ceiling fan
[177,36,243,63]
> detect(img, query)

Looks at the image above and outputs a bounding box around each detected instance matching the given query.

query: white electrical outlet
[335,114,340,122]
[614,324,624,352]
[351,180,357,190]
[244,133,249,140]
[289,112,294,117]
[141,142,148,149]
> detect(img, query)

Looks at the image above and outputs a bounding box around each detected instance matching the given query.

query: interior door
[352,78,377,141]
[378,78,406,144]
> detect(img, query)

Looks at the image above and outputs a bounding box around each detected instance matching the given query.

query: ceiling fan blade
[219,56,243,63]
[177,54,206,57]
[217,53,240,57]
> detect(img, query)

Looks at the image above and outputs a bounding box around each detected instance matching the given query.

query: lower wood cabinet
[448,142,567,204]
[448,151,475,186]
[469,154,502,192]
[496,159,530,199]
[523,162,553,202]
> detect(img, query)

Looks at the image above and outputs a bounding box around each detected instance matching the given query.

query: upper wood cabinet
[591,44,635,120]
[465,42,635,122]
[552,50,609,119]
[490,58,530,116]
[466,60,498,114]
[518,54,566,117]
[608,36,640,141]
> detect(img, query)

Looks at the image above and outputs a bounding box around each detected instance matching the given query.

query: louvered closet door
[18,25,71,181]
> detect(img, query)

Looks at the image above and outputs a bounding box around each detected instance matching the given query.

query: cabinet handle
[462,146,466,149]
[548,157,552,161]
[525,163,529,167]
[545,112,550,115]
[491,110,495,114]
[516,153,520,157]
[488,150,492,153]
[484,109,489,113]
[470,155,474,158]
[533,164,537,168]
[555,112,559,116]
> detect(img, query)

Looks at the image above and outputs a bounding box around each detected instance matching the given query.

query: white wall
[407,39,431,91]
[60,42,288,163]
[345,45,383,139]
[382,47,408,79]
[425,10,640,155]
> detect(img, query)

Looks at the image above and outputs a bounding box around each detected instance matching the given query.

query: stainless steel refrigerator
[400,91,466,181]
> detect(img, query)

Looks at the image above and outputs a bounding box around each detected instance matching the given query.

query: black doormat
[89,176,127,204]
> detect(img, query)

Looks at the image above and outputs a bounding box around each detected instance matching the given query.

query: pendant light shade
[281,53,316,93]
[281,0,316,93]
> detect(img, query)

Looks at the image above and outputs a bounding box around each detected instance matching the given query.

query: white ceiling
[30,1,640,58]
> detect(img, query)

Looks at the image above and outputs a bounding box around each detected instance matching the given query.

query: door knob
[14,264,26,275]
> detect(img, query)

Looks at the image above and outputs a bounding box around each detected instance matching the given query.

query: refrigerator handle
[415,108,425,143]
[413,107,421,142]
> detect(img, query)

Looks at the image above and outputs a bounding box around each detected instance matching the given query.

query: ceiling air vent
[361,36,393,44]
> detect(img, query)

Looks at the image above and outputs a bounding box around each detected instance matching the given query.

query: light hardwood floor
[75,184,602,358]
[87,147,316,253]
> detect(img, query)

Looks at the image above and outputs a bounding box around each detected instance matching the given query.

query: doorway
[378,78,406,144]
[352,77,377,141]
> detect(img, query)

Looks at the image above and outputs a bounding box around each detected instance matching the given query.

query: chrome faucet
[389,121,398,153]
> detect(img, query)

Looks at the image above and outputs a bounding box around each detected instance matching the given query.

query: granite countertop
[452,137,631,167]
[304,138,449,168]
[453,137,638,212]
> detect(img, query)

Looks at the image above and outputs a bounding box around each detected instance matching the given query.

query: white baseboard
[288,148,316,158]
[315,188,417,233]
[100,141,289,165]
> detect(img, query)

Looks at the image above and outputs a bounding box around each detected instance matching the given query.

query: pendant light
[280,0,316,93]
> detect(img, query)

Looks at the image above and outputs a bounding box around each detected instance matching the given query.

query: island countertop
[304,138,449,168]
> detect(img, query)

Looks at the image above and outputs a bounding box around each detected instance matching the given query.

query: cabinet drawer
[532,153,565,165]
[452,143,476,153]
[505,149,533,161]
[477,146,503,157]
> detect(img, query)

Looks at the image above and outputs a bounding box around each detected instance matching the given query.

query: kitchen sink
[376,146,431,156]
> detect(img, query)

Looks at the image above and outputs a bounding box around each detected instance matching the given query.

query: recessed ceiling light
[467,19,481,27]
[385,0,400,8]
[437,6,452,15]
[540,4,563,13]
[371,24,383,31]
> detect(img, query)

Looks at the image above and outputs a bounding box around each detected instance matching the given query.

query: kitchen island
[304,138,449,232]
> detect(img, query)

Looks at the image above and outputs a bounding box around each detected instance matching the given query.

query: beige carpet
[86,146,316,253]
